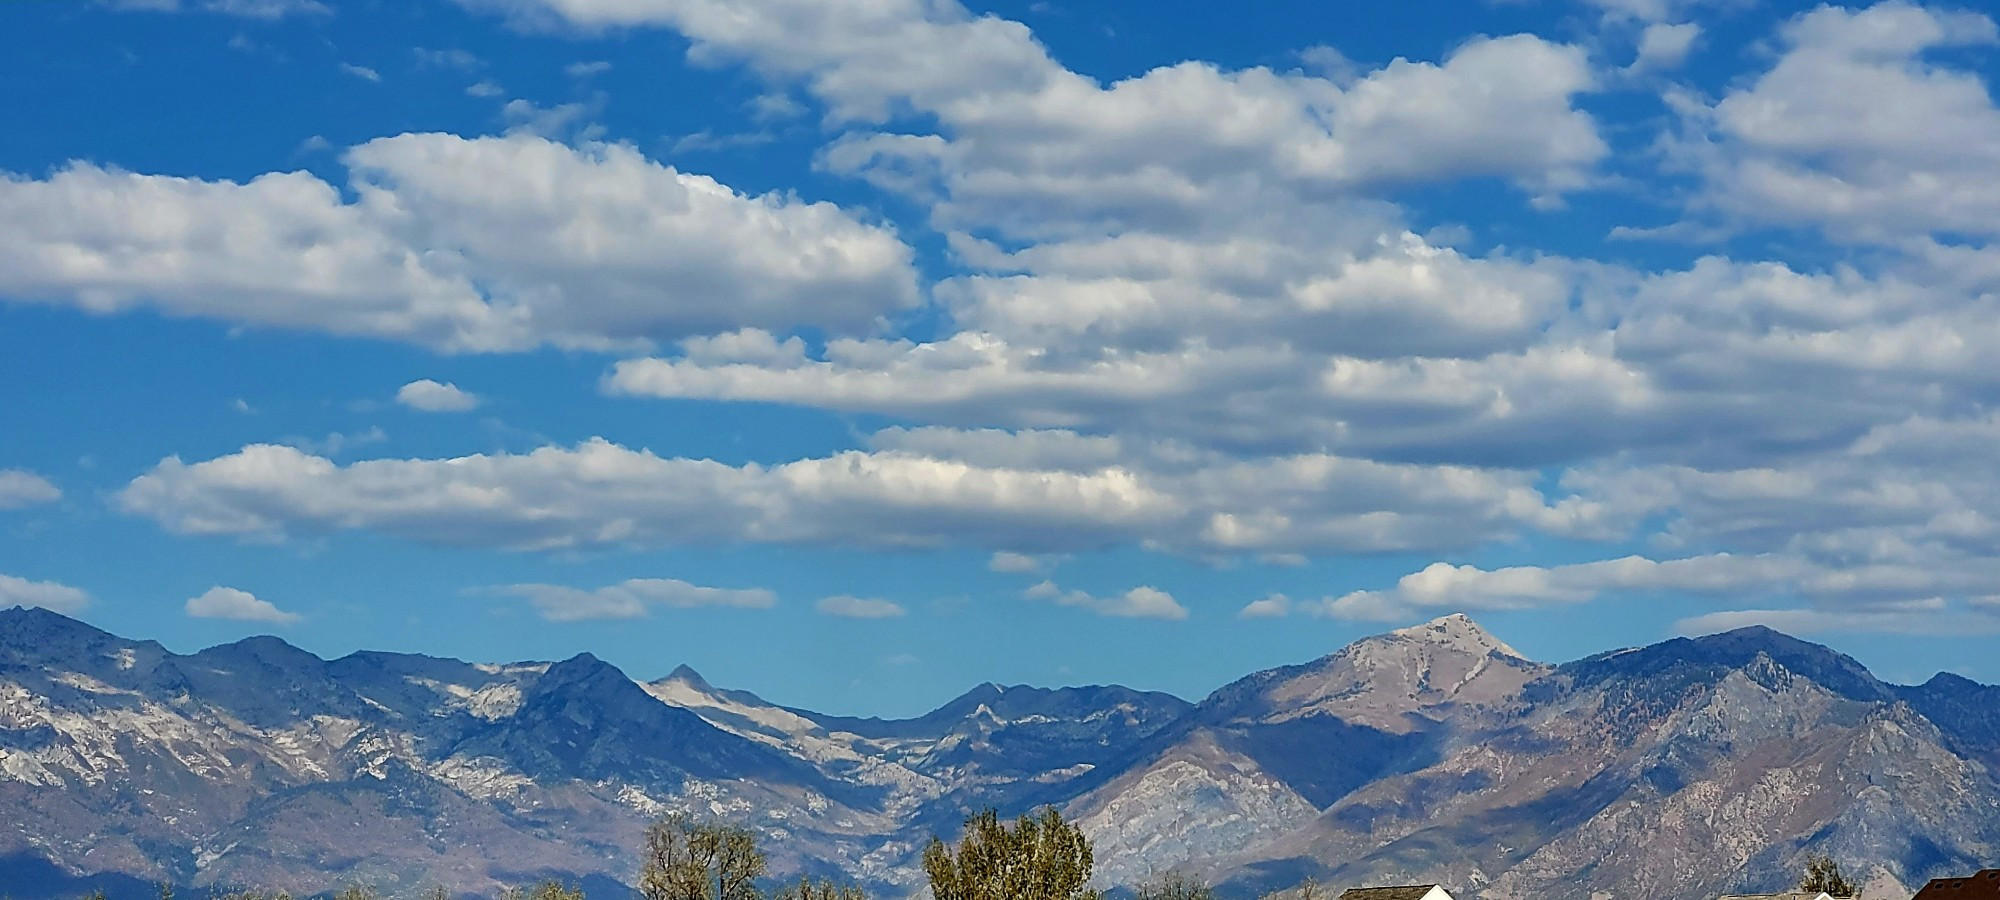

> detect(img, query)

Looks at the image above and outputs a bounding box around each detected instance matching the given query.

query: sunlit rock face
[4,607,1998,900]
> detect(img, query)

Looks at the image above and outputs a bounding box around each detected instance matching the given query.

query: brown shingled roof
[1913,870,2000,900]
[1337,886,1440,900]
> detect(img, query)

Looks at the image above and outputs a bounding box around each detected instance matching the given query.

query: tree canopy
[922,808,1101,900]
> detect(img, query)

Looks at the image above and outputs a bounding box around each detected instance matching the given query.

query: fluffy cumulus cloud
[117,439,1178,553]
[467,0,1602,211]
[113,433,1609,556]
[396,379,481,412]
[185,586,302,624]
[1629,22,1701,73]
[1024,581,1187,620]
[815,595,907,619]
[1672,2,2000,241]
[1238,594,1291,619]
[0,133,918,352]
[500,578,776,621]
[0,470,61,509]
[0,574,91,613]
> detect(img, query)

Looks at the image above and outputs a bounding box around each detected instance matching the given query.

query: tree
[773,876,868,900]
[1800,854,1857,897]
[504,881,587,900]
[1258,877,1327,900]
[637,813,767,900]
[922,808,1101,900]
[1135,872,1214,900]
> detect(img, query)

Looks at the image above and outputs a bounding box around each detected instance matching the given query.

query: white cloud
[1238,594,1290,619]
[0,574,90,614]
[414,48,483,71]
[1315,545,2000,636]
[462,0,1604,235]
[107,0,329,18]
[114,434,1601,556]
[339,63,382,82]
[396,379,480,412]
[117,439,1179,553]
[185,586,302,624]
[1319,555,1808,622]
[1024,580,1187,620]
[500,578,775,621]
[0,133,918,352]
[815,595,906,619]
[565,60,612,77]
[0,470,61,509]
[1671,2,2000,241]
[1629,22,1701,73]
[988,551,1043,573]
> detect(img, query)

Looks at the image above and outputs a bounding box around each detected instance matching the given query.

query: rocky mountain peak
[1921,671,1984,694]
[1559,624,1891,704]
[0,605,129,657]
[1385,612,1525,660]
[1196,614,1547,735]
[661,663,714,691]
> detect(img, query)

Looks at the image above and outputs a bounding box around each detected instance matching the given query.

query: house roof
[1338,886,1442,900]
[1913,870,2000,900]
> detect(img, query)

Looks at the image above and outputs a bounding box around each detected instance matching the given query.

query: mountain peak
[0,605,111,637]
[661,663,713,691]
[1386,612,1525,660]
[1560,623,1891,703]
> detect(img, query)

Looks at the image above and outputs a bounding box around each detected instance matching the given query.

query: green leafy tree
[333,886,378,900]
[1135,872,1214,900]
[636,813,766,900]
[772,876,867,900]
[922,808,1101,900]
[1800,854,1857,897]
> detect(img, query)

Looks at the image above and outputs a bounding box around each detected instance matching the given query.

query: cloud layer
[500,578,777,621]
[18,0,2000,640]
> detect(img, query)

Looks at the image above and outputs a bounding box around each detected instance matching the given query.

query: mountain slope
[1069,614,1550,884]
[1204,629,2000,900]
[4,607,1998,900]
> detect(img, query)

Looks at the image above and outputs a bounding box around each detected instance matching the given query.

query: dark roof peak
[1913,869,2000,900]
[1337,885,1445,900]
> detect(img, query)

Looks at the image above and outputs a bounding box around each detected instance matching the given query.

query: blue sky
[5,0,2000,716]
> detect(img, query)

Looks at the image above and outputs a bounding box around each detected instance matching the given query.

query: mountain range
[3,607,1996,900]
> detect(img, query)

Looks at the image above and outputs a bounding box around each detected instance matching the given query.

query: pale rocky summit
[3,607,1997,900]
